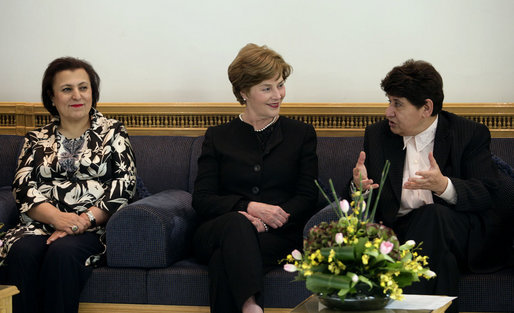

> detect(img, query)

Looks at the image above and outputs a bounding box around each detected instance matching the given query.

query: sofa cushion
[130,136,196,194]
[80,267,147,304]
[0,135,23,187]
[188,136,204,193]
[146,259,310,308]
[491,138,514,167]
[0,186,18,229]
[458,267,514,311]
[106,189,195,268]
[317,137,363,200]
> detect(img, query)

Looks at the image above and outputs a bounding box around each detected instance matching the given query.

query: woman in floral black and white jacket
[0,57,137,313]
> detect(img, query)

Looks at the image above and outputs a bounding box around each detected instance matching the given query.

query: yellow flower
[390,287,404,300]
[328,263,340,275]
[362,255,369,265]
[336,260,346,270]
[365,241,372,248]
[328,249,335,263]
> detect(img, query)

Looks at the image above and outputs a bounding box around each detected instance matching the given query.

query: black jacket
[363,110,513,271]
[193,116,319,233]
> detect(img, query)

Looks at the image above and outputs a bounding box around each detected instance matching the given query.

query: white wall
[1,0,513,103]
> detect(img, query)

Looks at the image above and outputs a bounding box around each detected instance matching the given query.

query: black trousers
[1,232,102,313]
[193,212,301,313]
[393,204,470,313]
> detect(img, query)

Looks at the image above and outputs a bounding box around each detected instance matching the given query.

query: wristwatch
[85,210,97,227]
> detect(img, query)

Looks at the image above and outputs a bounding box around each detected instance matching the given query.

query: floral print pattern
[0,109,137,266]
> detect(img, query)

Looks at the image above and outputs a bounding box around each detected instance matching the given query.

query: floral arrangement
[282,161,435,301]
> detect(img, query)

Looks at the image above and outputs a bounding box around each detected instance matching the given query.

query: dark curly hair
[381,59,444,115]
[41,57,100,116]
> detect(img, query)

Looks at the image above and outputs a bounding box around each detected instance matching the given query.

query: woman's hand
[403,152,448,195]
[51,211,90,235]
[46,230,68,244]
[353,151,379,191]
[247,202,289,229]
[28,203,89,235]
[238,211,266,232]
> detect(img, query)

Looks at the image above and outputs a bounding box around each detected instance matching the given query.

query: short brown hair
[228,43,292,104]
[381,59,444,115]
[41,57,100,116]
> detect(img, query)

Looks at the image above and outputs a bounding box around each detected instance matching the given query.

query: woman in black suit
[192,43,318,313]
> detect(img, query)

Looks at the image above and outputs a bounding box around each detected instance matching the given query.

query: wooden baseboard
[79,302,292,313]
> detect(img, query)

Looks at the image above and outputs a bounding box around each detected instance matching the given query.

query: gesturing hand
[403,152,448,195]
[352,151,379,191]
[247,202,290,229]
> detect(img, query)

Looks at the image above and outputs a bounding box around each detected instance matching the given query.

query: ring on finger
[71,225,79,232]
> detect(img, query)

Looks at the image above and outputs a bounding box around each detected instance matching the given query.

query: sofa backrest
[317,137,364,200]
[0,135,23,187]
[1,134,512,196]
[130,136,197,194]
[491,138,514,167]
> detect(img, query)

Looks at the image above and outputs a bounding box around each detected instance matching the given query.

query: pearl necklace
[239,114,278,132]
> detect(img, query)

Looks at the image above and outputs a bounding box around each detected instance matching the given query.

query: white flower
[352,274,359,283]
[335,233,344,245]
[283,264,297,272]
[292,249,302,260]
[340,199,350,214]
[425,270,436,278]
[406,240,416,247]
[361,201,366,212]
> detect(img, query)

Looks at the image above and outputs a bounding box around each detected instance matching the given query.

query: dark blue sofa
[0,134,513,311]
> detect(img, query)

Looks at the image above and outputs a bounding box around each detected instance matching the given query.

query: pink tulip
[340,200,350,214]
[292,249,302,260]
[283,264,297,272]
[335,233,344,245]
[380,241,394,255]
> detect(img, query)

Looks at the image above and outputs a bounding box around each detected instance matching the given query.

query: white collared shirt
[398,116,457,216]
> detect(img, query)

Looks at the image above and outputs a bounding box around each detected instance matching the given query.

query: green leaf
[305,273,351,293]
[315,179,342,219]
[394,271,419,287]
[320,246,355,262]
[357,275,374,289]
[337,288,350,297]
[354,237,368,259]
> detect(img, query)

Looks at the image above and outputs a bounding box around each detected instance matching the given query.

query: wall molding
[1,102,512,137]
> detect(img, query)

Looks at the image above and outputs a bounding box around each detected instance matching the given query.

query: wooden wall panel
[1,102,512,137]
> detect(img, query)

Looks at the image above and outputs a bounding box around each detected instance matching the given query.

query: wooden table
[0,285,19,313]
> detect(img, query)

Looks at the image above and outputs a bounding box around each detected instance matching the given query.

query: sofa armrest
[0,186,19,229]
[106,189,197,268]
[303,204,339,237]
